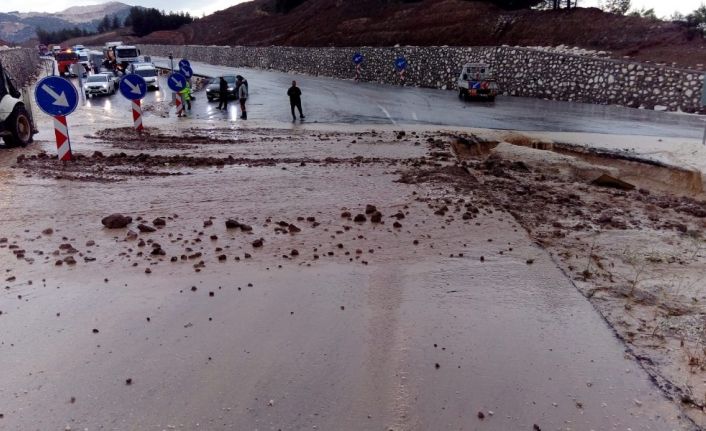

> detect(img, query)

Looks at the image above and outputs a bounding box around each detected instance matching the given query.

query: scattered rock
[365,204,377,214]
[152,217,166,227]
[477,412,485,420]
[252,239,264,248]
[42,228,53,235]
[341,211,351,218]
[354,214,367,223]
[288,224,301,233]
[225,219,241,229]
[101,214,132,229]
[370,212,383,223]
[203,220,213,227]
[137,224,156,233]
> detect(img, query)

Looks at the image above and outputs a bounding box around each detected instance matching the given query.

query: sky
[0,0,704,19]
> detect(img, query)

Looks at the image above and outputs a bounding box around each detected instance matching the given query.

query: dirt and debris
[399,132,706,424]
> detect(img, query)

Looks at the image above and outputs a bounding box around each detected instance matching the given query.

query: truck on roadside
[56,50,79,76]
[0,60,35,146]
[103,42,141,74]
[457,62,499,102]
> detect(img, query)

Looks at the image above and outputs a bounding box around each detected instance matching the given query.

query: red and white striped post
[175,94,184,117]
[53,115,72,161]
[131,99,144,132]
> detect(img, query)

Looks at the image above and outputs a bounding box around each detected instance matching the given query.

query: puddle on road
[453,133,705,198]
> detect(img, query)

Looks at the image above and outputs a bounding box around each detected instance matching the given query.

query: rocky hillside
[59,0,706,68]
[135,0,706,68]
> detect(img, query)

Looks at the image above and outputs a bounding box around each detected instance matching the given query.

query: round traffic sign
[167,72,188,92]
[119,74,148,100]
[178,59,191,70]
[395,57,408,71]
[179,65,193,79]
[34,76,79,116]
[353,53,364,65]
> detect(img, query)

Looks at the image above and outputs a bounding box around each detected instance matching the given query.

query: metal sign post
[353,53,364,81]
[701,74,706,146]
[34,76,79,161]
[119,74,148,132]
[395,57,408,85]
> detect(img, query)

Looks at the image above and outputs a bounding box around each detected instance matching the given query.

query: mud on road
[403,132,706,425]
[1,124,704,430]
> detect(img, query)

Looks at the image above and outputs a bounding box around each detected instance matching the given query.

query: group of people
[212,76,305,122]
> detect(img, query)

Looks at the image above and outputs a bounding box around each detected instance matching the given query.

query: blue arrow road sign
[34,76,78,117]
[167,72,187,92]
[178,59,191,70]
[395,57,408,71]
[119,74,148,100]
[353,53,364,65]
[179,65,193,79]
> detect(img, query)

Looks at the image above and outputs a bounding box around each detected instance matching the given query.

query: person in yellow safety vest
[179,81,192,112]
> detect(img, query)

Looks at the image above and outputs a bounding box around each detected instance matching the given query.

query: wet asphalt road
[153,58,706,139]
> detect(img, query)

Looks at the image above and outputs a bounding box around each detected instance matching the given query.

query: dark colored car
[205,75,237,101]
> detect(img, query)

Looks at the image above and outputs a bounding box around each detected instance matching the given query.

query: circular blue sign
[395,57,408,71]
[353,53,364,65]
[179,65,193,80]
[167,72,187,92]
[178,59,191,70]
[34,76,79,116]
[119,74,148,100]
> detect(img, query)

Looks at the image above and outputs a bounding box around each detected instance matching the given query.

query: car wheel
[2,105,33,147]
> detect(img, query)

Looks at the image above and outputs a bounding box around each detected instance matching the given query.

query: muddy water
[0,123,697,430]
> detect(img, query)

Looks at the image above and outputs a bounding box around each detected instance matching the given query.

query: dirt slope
[67,0,706,68]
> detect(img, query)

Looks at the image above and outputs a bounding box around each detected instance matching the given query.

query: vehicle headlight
[206,88,211,92]
[228,87,234,91]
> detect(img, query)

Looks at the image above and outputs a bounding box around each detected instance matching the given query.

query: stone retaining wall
[0,48,41,87]
[138,44,705,113]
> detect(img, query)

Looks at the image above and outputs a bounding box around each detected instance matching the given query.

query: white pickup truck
[457,63,499,102]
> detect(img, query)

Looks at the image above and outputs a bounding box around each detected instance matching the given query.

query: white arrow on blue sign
[34,76,78,117]
[119,74,148,100]
[179,65,193,80]
[395,57,408,71]
[178,59,191,70]
[353,53,364,65]
[167,72,188,92]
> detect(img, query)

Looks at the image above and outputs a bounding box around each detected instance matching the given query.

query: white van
[131,63,159,90]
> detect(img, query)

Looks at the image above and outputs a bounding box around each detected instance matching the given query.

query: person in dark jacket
[287,81,305,121]
[217,77,228,110]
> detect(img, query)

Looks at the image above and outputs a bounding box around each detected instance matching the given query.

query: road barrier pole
[53,115,72,161]
[176,94,184,117]
[132,99,144,132]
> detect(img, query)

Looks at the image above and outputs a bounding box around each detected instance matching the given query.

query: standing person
[237,76,248,120]
[179,81,192,113]
[217,77,228,110]
[287,80,305,121]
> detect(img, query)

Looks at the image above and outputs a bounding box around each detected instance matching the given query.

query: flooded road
[1,59,704,429]
[153,57,706,139]
[1,117,697,430]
